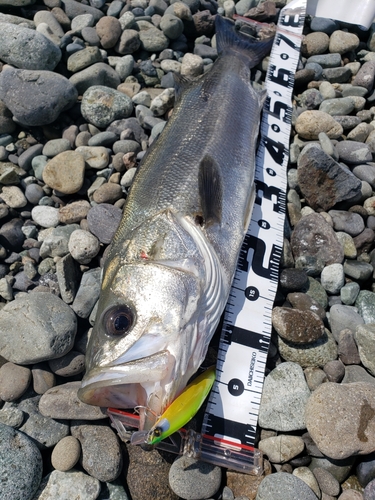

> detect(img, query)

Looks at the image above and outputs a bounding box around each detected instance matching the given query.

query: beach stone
[0,218,25,252]
[313,467,340,497]
[357,452,375,487]
[355,324,375,376]
[336,232,357,259]
[51,436,81,472]
[115,29,141,55]
[336,141,373,165]
[259,435,305,464]
[92,182,123,204]
[68,229,100,265]
[71,267,101,319]
[306,382,375,459]
[69,63,121,95]
[342,365,375,385]
[323,359,345,383]
[181,53,204,77]
[344,260,373,282]
[278,329,338,368]
[0,22,61,70]
[67,46,103,73]
[322,66,352,84]
[56,253,81,304]
[0,68,78,127]
[32,362,56,395]
[42,151,85,194]
[58,200,91,224]
[71,423,122,482]
[356,290,375,324]
[169,455,221,500]
[0,362,31,401]
[87,203,122,244]
[297,146,361,210]
[352,60,375,91]
[307,53,342,68]
[292,467,320,497]
[347,123,373,142]
[42,138,71,157]
[32,469,101,500]
[291,213,344,266]
[256,472,317,500]
[295,111,343,140]
[88,131,118,147]
[48,351,85,377]
[0,293,76,364]
[364,196,375,216]
[139,25,169,52]
[0,186,27,209]
[0,406,24,428]
[353,165,375,188]
[96,16,122,49]
[31,206,59,228]
[287,292,326,320]
[329,210,365,237]
[338,329,361,365]
[320,97,354,115]
[39,225,79,259]
[329,30,359,54]
[39,381,106,420]
[321,263,345,294]
[272,307,325,343]
[304,366,327,391]
[75,145,109,170]
[364,479,375,500]
[333,115,361,131]
[301,32,330,57]
[259,362,310,431]
[81,86,133,128]
[61,0,104,21]
[0,423,43,500]
[329,304,364,341]
[160,13,184,39]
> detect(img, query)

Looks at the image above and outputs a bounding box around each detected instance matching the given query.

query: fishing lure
[131,366,216,446]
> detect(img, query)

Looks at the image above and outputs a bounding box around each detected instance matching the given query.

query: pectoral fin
[198,155,223,227]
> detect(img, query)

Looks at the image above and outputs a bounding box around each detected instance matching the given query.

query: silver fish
[78,16,272,430]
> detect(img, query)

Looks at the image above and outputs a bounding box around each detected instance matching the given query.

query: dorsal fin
[173,73,192,101]
[198,155,222,227]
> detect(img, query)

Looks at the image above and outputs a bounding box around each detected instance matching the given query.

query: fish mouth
[78,350,175,421]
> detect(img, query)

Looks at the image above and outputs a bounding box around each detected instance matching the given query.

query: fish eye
[153,427,162,437]
[103,305,134,337]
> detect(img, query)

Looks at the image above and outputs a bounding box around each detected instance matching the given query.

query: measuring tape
[200,0,307,473]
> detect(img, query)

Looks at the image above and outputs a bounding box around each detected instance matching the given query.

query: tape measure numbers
[201,0,307,470]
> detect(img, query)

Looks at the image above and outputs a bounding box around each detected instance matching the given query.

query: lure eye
[103,305,134,337]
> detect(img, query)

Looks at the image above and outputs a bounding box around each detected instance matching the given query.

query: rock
[56,253,81,304]
[320,263,345,294]
[277,329,338,368]
[139,25,169,52]
[342,365,375,385]
[0,67,77,127]
[86,203,122,244]
[336,141,373,165]
[259,362,310,431]
[329,304,364,341]
[32,469,101,500]
[344,260,374,282]
[31,206,60,228]
[297,146,362,210]
[295,111,343,140]
[96,16,122,49]
[272,307,325,343]
[0,218,25,252]
[0,293,76,364]
[68,229,100,265]
[306,382,375,459]
[0,423,43,500]
[39,381,107,420]
[313,467,340,497]
[67,46,103,73]
[286,292,326,320]
[181,53,204,77]
[39,225,80,259]
[291,213,344,267]
[42,151,85,194]
[0,362,31,401]
[293,467,320,497]
[75,145,109,169]
[319,97,355,115]
[0,186,27,209]
[59,200,91,224]
[93,182,123,204]
[169,455,221,500]
[255,472,318,500]
[259,435,305,464]
[0,22,61,70]
[51,436,81,472]
[71,267,101,318]
[0,406,24,428]
[69,62,121,96]
[302,32,330,57]
[48,351,85,377]
[352,60,375,91]
[338,329,361,365]
[356,291,375,324]
[81,86,133,128]
[32,362,56,395]
[355,324,375,376]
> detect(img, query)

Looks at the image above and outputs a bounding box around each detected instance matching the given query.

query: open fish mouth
[78,350,174,412]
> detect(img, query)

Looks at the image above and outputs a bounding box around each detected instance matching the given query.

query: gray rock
[329,303,364,341]
[39,224,80,259]
[51,436,81,472]
[342,365,375,385]
[328,209,365,237]
[306,382,375,459]
[0,293,77,364]
[0,68,77,127]
[0,423,43,500]
[61,0,104,21]
[81,86,133,128]
[321,263,345,294]
[338,328,361,365]
[272,307,325,343]
[69,63,121,96]
[71,13,95,31]
[68,229,100,265]
[353,164,375,189]
[32,469,101,500]
[0,405,24,428]
[17,393,70,450]
[356,290,375,324]
[0,22,61,70]
[352,60,375,91]
[259,362,310,431]
[160,14,184,40]
[297,146,361,210]
[357,452,375,488]
[87,203,122,244]
[48,350,85,377]
[259,435,305,464]
[0,362,31,401]
[67,46,103,73]
[319,97,354,116]
[335,141,373,165]
[56,254,81,304]
[169,456,222,500]
[115,29,141,55]
[71,423,122,481]
[344,260,374,282]
[355,324,375,376]
[71,268,101,318]
[322,66,352,83]
[139,25,169,52]
[309,455,354,483]
[39,381,107,420]
[87,131,118,147]
[312,467,341,496]
[31,363,56,395]
[255,472,317,500]
[31,206,60,228]
[307,53,341,68]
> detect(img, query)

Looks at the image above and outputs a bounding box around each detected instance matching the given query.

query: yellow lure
[140,366,216,446]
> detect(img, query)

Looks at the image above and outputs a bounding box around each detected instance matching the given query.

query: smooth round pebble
[169,456,221,500]
[42,151,85,194]
[0,362,31,401]
[51,436,81,472]
[256,472,318,500]
[68,229,100,264]
[48,350,85,377]
[31,206,60,228]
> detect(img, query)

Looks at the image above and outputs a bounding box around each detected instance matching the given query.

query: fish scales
[79,16,273,431]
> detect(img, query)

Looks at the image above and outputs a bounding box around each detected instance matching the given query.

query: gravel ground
[0,0,375,499]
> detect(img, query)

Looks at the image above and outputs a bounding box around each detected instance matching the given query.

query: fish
[78,15,273,431]
[130,366,216,446]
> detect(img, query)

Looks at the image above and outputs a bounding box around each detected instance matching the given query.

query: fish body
[78,16,272,430]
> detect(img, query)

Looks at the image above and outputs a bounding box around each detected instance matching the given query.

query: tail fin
[215,15,274,68]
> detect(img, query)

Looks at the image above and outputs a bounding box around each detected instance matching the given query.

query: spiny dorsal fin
[198,155,222,227]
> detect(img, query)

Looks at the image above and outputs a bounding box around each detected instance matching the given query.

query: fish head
[78,256,206,428]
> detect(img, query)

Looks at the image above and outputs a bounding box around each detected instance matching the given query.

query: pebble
[51,436,81,472]
[313,467,341,497]
[272,307,325,343]
[306,382,375,459]
[32,362,56,395]
[39,224,80,259]
[255,472,318,500]
[48,350,85,377]
[31,206,60,228]
[321,263,345,294]
[87,203,122,243]
[355,324,375,376]
[356,290,375,324]
[81,85,134,128]
[169,456,222,500]
[33,469,101,500]
[0,362,31,401]
[0,423,43,500]
[295,110,343,139]
[0,293,76,364]
[293,467,321,497]
[357,452,375,487]
[258,362,310,431]
[39,381,107,420]
[336,141,373,165]
[42,151,85,194]
[344,260,374,281]
[0,185,27,208]
[71,267,101,318]
[329,209,365,237]
[68,229,100,265]
[93,182,123,204]
[75,145,109,169]
[259,435,304,463]
[0,405,24,428]
[329,304,364,341]
[71,423,122,481]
